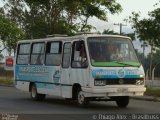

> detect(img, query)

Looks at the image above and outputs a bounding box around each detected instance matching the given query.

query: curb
[131,96,160,102]
[0,84,14,87]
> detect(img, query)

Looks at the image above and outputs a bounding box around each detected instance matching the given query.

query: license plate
[117,88,128,92]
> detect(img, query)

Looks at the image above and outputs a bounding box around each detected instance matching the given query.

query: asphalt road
[0,86,160,120]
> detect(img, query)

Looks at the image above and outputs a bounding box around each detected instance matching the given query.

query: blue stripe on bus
[92,68,144,79]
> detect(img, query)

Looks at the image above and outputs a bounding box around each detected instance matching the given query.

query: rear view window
[17,43,30,64]
[31,43,45,65]
[62,43,71,68]
[45,42,62,65]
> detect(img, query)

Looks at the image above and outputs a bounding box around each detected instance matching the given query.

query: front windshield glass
[87,37,141,67]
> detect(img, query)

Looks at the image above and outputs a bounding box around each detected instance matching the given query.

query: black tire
[77,88,89,107]
[30,84,46,101]
[116,96,129,108]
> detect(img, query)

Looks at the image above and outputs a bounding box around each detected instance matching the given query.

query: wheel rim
[31,86,36,98]
[78,91,85,104]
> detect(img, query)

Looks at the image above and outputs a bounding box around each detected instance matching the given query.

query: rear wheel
[77,88,89,107]
[30,84,46,101]
[115,96,129,108]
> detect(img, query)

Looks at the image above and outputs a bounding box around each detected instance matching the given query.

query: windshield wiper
[113,61,140,67]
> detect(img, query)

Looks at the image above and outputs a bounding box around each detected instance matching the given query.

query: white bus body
[14,34,146,107]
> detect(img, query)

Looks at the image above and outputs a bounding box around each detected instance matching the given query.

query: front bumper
[82,86,146,97]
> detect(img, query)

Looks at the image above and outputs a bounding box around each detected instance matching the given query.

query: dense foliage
[128,7,160,79]
[2,0,122,39]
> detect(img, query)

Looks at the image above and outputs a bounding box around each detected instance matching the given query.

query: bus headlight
[94,80,106,86]
[139,74,144,78]
[136,79,144,85]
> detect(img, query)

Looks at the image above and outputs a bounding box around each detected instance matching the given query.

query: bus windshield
[87,37,141,67]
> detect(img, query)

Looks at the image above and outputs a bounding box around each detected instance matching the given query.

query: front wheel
[30,84,46,101]
[77,88,89,107]
[115,96,129,108]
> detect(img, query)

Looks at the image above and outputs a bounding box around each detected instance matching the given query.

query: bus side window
[45,42,62,65]
[62,42,71,68]
[17,43,30,64]
[71,41,88,68]
[31,43,45,65]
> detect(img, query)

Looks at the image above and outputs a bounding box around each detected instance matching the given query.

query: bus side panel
[15,65,61,96]
[60,68,90,99]
[70,68,90,88]
[61,86,72,98]
[16,81,30,92]
[36,82,61,96]
[60,68,72,98]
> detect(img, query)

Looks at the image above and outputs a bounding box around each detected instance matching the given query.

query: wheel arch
[72,83,81,99]
[29,82,35,92]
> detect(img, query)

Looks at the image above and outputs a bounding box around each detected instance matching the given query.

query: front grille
[95,78,144,85]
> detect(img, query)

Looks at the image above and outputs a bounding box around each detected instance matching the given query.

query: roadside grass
[145,87,160,97]
[0,71,14,86]
[0,78,14,86]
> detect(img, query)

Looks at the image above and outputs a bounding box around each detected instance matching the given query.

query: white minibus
[15,34,146,107]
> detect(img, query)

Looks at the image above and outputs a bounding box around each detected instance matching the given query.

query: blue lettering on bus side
[15,65,60,83]
[92,68,144,79]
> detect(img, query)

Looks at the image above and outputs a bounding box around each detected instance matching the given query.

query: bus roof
[17,34,131,44]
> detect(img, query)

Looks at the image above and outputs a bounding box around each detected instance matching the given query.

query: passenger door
[61,42,72,98]
[70,40,90,89]
[45,41,62,96]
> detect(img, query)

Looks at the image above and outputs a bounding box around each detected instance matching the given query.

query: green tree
[0,54,4,62]
[153,49,160,69]
[0,15,24,55]
[2,0,122,38]
[152,49,160,78]
[127,9,160,79]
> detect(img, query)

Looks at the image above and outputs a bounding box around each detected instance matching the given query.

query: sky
[89,0,159,33]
